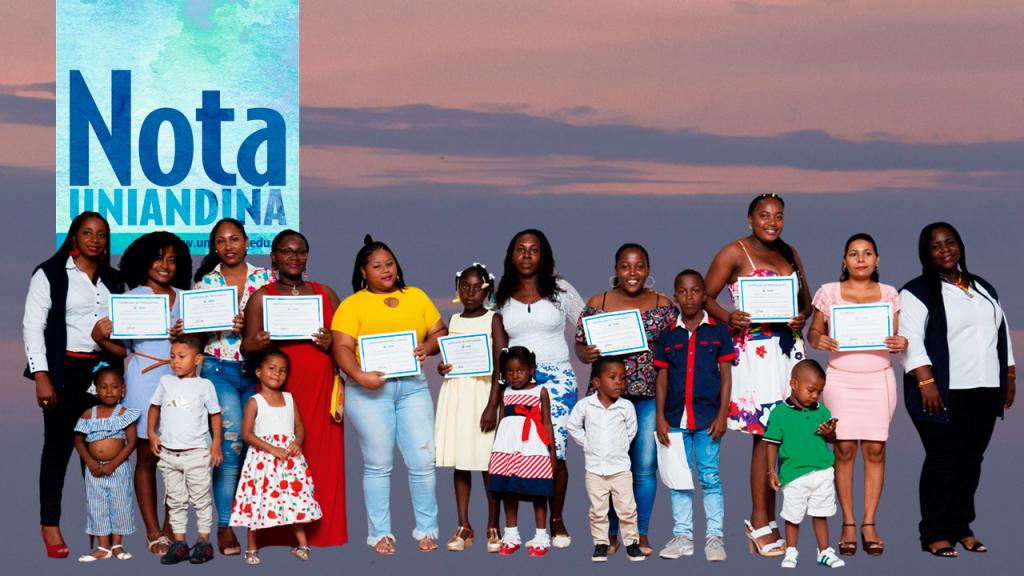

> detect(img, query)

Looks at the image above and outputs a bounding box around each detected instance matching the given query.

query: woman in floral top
[192,218,272,556]
[574,243,676,556]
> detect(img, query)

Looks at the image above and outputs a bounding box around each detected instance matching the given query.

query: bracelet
[917,378,935,388]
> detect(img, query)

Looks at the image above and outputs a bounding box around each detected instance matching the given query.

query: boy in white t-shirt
[147,335,222,565]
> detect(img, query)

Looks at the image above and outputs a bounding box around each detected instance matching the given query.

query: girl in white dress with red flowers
[229,350,322,565]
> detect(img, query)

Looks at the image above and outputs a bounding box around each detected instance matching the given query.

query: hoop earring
[608,276,620,289]
[70,246,81,258]
[645,275,656,289]
[360,277,367,289]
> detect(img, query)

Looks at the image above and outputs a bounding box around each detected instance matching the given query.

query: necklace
[278,279,304,296]
[941,273,973,298]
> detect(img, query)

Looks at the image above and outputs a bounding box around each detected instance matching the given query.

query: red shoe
[41,527,69,559]
[527,545,549,557]
[499,542,520,555]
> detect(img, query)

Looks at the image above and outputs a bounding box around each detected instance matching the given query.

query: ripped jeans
[202,355,257,528]
[346,374,438,544]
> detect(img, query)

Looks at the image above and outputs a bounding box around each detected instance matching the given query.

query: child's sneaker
[705,536,727,561]
[658,536,694,559]
[189,540,214,564]
[817,547,845,568]
[625,541,645,562]
[781,547,799,568]
[592,544,609,562]
[159,541,191,565]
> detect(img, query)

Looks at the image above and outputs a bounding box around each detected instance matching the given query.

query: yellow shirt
[331,287,442,363]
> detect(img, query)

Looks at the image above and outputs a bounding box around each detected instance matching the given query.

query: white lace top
[499,278,584,365]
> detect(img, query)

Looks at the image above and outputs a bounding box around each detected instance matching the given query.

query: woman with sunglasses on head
[193,218,273,556]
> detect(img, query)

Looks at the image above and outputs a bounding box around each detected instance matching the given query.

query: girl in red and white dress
[488,346,557,557]
[230,350,322,565]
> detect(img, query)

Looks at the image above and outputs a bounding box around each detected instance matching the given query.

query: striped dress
[488,386,554,497]
[74,405,140,536]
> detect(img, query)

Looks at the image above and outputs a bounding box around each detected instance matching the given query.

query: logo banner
[56,0,299,254]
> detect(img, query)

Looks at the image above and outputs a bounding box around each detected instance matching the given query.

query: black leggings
[911,387,999,546]
[39,354,106,527]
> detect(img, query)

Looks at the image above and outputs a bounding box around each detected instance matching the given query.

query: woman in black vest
[22,212,124,558]
[899,222,1015,558]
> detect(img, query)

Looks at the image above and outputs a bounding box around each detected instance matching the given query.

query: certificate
[180,287,238,334]
[582,309,649,356]
[358,331,420,378]
[110,294,170,339]
[737,276,798,323]
[439,332,492,378]
[655,431,694,490]
[263,295,323,340]
[830,303,892,351]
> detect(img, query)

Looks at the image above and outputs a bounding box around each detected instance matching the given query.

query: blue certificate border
[263,295,324,340]
[180,286,238,334]
[438,332,493,378]
[737,276,799,323]
[109,294,170,339]
[358,331,421,378]
[830,303,893,351]
[582,309,649,356]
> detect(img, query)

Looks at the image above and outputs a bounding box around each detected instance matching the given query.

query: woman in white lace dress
[486,229,584,550]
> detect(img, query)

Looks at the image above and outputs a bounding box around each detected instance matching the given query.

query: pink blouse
[812,282,900,373]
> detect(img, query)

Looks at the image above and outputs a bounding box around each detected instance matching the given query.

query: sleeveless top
[253,392,296,438]
[499,278,584,365]
[74,404,141,442]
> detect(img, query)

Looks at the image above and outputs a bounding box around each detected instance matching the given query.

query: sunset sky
[1,3,1023,571]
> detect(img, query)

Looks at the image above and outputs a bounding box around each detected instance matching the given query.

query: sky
[2,1,1023,574]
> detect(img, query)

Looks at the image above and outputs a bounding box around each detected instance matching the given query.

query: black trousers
[911,387,1000,546]
[39,354,104,526]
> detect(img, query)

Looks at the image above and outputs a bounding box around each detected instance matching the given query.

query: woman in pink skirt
[807,233,907,557]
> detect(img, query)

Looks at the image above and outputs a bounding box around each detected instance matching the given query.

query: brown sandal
[374,536,396,555]
[860,523,884,556]
[838,523,857,556]
[418,535,438,552]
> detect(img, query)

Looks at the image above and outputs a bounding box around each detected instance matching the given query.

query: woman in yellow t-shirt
[331,235,447,556]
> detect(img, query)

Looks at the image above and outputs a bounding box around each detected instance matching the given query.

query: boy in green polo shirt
[764,359,844,569]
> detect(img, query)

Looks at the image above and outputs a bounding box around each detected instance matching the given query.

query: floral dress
[230,392,322,530]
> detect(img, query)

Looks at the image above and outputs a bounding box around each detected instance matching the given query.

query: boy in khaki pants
[567,357,643,562]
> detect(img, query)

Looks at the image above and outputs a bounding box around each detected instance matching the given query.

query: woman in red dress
[242,230,347,548]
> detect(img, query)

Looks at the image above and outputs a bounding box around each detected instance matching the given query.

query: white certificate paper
[737,276,798,323]
[110,294,170,339]
[439,332,492,378]
[359,331,420,378]
[180,287,238,334]
[582,309,649,356]
[263,295,323,340]
[655,431,694,490]
[830,303,892,351]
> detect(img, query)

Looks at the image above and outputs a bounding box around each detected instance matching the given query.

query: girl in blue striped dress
[488,347,557,557]
[73,365,140,562]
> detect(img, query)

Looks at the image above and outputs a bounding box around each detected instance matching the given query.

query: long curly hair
[119,231,192,290]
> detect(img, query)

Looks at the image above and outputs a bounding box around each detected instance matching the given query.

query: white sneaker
[781,547,799,568]
[658,536,694,559]
[817,547,845,568]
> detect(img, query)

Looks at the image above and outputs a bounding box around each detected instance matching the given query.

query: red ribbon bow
[514,404,551,446]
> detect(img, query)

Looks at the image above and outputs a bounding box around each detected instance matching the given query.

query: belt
[131,351,170,374]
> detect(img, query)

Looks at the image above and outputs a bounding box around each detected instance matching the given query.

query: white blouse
[900,281,1015,390]
[499,278,584,365]
[23,257,111,373]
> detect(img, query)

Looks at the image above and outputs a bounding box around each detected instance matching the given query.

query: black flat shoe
[959,539,987,553]
[921,542,958,558]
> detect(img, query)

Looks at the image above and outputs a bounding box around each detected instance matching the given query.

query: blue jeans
[202,356,256,528]
[346,374,438,544]
[609,397,657,536]
[670,427,723,538]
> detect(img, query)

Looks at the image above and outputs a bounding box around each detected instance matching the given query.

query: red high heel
[41,527,69,558]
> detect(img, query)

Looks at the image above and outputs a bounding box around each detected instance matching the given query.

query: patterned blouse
[195,262,272,362]
[575,301,678,398]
